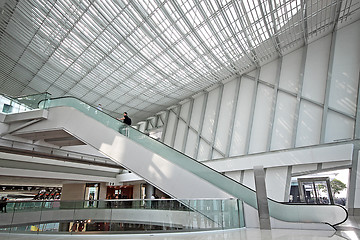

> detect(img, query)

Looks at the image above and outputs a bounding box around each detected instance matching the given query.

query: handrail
[0,138,119,168]
[1,92,51,99]
[0,199,243,231]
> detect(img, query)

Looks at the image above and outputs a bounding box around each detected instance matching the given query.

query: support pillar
[145,184,155,199]
[61,183,86,201]
[253,165,271,230]
[98,182,107,200]
[348,144,360,215]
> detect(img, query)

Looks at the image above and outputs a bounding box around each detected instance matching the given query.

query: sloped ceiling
[0,0,359,123]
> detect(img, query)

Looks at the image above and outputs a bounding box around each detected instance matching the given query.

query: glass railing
[0,138,117,167]
[0,92,50,114]
[1,94,349,226]
[0,199,243,234]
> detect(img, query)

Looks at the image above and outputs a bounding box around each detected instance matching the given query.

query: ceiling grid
[0,0,358,122]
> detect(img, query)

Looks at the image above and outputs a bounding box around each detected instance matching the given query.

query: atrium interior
[0,0,360,239]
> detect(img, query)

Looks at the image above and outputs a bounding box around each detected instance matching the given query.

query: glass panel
[297,178,334,205]
[315,181,331,204]
[0,95,11,113]
[0,199,243,234]
[0,201,14,233]
[12,93,51,110]
[10,201,43,233]
[302,182,317,204]
[222,199,242,229]
[0,93,51,114]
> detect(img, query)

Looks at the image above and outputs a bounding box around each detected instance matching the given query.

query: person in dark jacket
[0,197,7,213]
[118,112,132,125]
[117,112,132,136]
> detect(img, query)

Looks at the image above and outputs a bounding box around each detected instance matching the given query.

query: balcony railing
[0,199,244,234]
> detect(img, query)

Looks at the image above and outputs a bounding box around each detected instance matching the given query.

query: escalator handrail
[25,95,346,225]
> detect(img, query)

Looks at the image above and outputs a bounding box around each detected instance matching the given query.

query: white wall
[137,20,360,204]
[329,22,360,118]
[214,80,237,155]
[279,47,302,94]
[163,106,178,146]
[230,77,254,156]
[270,92,297,150]
[296,101,323,147]
[248,83,273,154]
[302,34,331,104]
[147,20,360,163]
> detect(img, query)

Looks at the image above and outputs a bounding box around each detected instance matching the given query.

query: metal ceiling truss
[0,0,358,123]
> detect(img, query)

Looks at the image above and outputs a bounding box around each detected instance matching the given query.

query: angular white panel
[174,120,186,151]
[138,122,146,132]
[242,170,255,190]
[329,21,360,116]
[321,161,351,170]
[247,70,257,78]
[214,80,237,154]
[160,112,167,125]
[147,118,156,129]
[201,87,220,141]
[197,139,211,161]
[179,101,190,120]
[292,164,318,174]
[296,101,322,147]
[265,167,288,201]
[185,129,197,158]
[189,94,205,131]
[230,77,255,156]
[164,110,177,145]
[325,111,354,143]
[212,150,223,160]
[279,47,303,93]
[302,34,331,104]
[249,84,274,154]
[259,59,279,85]
[225,171,240,182]
[271,92,297,151]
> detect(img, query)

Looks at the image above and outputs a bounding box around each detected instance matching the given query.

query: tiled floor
[0,229,347,240]
[1,216,359,240]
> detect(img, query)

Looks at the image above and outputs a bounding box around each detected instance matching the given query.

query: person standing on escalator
[118,112,132,125]
[117,112,132,136]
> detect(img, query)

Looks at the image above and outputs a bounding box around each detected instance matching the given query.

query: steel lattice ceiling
[0,0,359,122]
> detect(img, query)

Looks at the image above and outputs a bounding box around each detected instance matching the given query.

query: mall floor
[335,215,360,239]
[0,216,359,240]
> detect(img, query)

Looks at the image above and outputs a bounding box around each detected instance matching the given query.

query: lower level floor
[1,216,359,240]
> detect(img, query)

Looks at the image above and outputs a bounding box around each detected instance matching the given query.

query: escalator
[0,94,348,228]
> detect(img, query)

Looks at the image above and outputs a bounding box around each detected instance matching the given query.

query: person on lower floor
[0,197,7,213]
